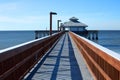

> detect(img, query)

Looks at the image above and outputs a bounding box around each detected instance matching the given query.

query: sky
[0,0,120,30]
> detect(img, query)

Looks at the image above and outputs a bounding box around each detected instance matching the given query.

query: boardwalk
[24,32,93,80]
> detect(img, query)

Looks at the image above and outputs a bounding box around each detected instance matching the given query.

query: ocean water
[0,31,35,50]
[0,30,120,54]
[92,30,120,54]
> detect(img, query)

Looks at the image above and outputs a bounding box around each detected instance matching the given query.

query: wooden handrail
[0,31,65,80]
[69,32,120,80]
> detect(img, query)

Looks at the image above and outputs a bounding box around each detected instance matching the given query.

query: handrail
[0,31,65,80]
[69,31,120,80]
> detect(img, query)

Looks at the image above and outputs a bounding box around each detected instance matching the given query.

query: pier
[24,32,92,80]
[87,30,98,40]
[0,31,120,80]
[35,30,58,39]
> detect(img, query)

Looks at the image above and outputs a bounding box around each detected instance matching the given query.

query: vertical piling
[87,30,98,40]
[35,31,39,39]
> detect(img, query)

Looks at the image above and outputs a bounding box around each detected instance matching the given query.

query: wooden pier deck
[1,31,120,80]
[24,33,93,80]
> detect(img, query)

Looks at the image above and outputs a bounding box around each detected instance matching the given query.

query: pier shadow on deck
[24,33,83,80]
[68,35,83,80]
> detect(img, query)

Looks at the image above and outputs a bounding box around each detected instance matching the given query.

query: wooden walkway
[24,33,93,80]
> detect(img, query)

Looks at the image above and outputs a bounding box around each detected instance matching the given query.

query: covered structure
[61,17,88,31]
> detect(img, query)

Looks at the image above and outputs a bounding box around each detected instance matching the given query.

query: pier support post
[87,32,90,39]
[96,31,98,40]
[87,31,98,40]
[35,31,39,39]
[92,32,94,40]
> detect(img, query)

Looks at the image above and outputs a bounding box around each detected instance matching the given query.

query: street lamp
[50,12,57,35]
[60,23,63,31]
[57,20,61,31]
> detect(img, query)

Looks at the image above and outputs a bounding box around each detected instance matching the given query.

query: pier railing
[0,31,65,80]
[69,32,120,80]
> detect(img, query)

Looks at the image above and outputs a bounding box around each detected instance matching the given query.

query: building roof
[69,17,79,21]
[62,17,88,27]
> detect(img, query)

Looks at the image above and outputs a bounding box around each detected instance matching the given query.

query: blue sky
[0,0,120,30]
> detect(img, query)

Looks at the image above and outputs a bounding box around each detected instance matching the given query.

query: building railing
[69,31,120,80]
[0,31,65,80]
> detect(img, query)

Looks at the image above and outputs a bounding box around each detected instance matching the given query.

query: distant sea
[0,30,120,54]
[94,30,120,54]
[0,31,35,50]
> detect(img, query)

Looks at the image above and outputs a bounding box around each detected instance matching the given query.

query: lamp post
[50,12,57,35]
[60,23,63,31]
[57,20,61,31]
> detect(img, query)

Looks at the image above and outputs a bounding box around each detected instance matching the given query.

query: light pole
[57,20,61,31]
[60,23,63,31]
[50,12,57,35]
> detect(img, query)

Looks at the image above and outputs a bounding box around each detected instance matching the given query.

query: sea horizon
[0,30,120,54]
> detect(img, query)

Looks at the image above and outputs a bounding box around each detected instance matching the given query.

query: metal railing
[69,32,120,80]
[0,31,65,80]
